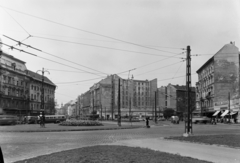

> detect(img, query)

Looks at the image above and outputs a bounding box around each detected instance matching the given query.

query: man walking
[39,112,43,127]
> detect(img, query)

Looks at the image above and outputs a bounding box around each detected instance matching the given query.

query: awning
[212,111,220,116]
[221,110,229,117]
[230,112,237,115]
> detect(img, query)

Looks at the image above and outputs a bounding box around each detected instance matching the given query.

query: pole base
[183,133,193,137]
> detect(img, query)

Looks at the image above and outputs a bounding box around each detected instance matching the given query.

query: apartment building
[0,50,56,116]
[77,74,157,119]
[196,42,240,118]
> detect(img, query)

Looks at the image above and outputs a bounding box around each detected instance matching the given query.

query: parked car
[192,116,211,124]
[0,115,18,125]
[138,117,145,121]
[158,117,166,121]
[24,116,38,124]
[170,116,179,124]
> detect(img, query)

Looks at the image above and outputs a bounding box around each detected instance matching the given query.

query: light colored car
[158,117,166,121]
[137,117,145,121]
[171,116,179,124]
[0,115,18,125]
[192,116,211,124]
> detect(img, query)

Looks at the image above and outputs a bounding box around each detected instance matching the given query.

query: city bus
[43,115,66,123]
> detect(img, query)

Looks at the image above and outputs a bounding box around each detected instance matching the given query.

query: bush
[59,120,103,126]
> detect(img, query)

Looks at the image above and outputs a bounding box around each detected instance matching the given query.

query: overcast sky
[1,0,240,106]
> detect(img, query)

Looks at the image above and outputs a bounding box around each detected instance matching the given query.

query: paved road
[0,122,239,163]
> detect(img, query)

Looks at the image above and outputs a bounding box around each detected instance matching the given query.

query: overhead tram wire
[32,36,183,58]
[170,61,184,83]
[135,60,185,76]
[1,42,107,77]
[2,8,32,50]
[157,73,197,82]
[0,5,184,52]
[3,35,109,75]
[3,8,31,37]
[55,76,105,84]
[44,69,105,75]
[3,29,183,50]
[55,92,76,99]
[135,52,185,70]
[3,35,41,51]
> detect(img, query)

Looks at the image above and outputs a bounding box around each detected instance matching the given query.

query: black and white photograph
[0,0,240,163]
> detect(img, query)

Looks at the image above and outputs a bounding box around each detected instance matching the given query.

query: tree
[90,110,99,120]
[163,108,175,119]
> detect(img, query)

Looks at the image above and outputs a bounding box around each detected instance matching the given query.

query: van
[0,115,18,125]
[25,116,38,124]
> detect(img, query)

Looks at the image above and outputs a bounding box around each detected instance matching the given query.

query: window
[8,77,11,84]
[3,76,6,83]
[8,88,10,95]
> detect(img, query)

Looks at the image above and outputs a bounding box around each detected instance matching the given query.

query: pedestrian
[23,116,27,124]
[39,112,43,127]
[146,117,150,128]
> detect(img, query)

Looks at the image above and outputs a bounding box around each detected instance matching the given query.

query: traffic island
[0,122,144,132]
[13,145,212,163]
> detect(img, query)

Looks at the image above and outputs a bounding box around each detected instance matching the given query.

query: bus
[43,115,66,123]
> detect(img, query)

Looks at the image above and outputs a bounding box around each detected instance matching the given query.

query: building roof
[27,70,56,87]
[196,43,239,73]
[2,52,26,64]
[196,57,214,73]
[172,84,196,92]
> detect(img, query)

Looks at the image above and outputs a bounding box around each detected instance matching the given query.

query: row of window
[1,99,26,107]
[201,99,213,108]
[3,75,26,87]
[122,101,150,107]
[199,65,214,80]
[2,75,54,95]
[2,87,26,97]
[31,85,54,94]
[199,75,214,89]
[30,93,53,102]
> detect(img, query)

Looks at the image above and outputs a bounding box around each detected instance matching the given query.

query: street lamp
[36,68,50,116]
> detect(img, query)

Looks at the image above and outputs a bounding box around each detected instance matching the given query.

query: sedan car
[0,115,18,125]
[192,116,211,124]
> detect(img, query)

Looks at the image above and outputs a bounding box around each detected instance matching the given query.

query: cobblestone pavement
[0,122,239,163]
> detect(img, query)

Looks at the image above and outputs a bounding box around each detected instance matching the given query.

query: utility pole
[111,75,115,120]
[118,78,121,126]
[129,97,132,125]
[92,92,94,113]
[100,103,102,121]
[155,91,157,123]
[185,46,192,135]
[105,107,106,120]
[228,92,231,123]
[36,68,50,116]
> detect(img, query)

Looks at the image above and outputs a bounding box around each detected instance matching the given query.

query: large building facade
[196,42,240,118]
[77,75,157,119]
[158,84,196,119]
[0,50,56,117]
